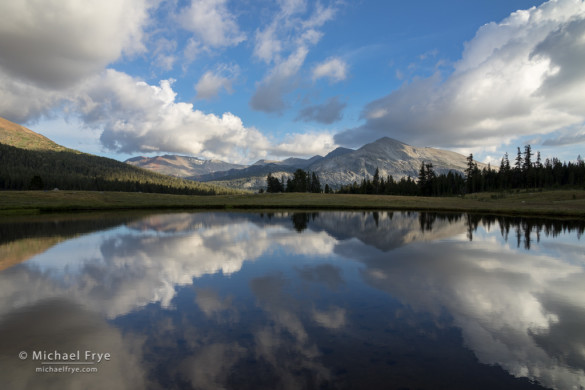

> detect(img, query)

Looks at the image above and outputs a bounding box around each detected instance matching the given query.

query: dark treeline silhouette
[0,142,239,195]
[265,169,326,193]
[338,145,584,196]
[464,145,585,194]
[336,167,464,196]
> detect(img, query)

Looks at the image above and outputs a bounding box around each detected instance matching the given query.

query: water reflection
[0,211,583,389]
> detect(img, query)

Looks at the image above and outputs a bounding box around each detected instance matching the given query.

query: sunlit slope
[0,117,70,152]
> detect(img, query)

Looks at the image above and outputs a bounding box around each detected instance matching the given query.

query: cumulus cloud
[296,96,346,124]
[271,131,338,157]
[178,0,245,49]
[250,1,338,113]
[195,64,239,100]
[312,57,348,83]
[74,70,270,162]
[0,0,342,163]
[0,0,149,89]
[336,0,585,150]
[0,73,65,124]
[0,0,154,124]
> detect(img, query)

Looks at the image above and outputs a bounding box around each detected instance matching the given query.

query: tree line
[464,145,585,193]
[269,145,584,196]
[265,169,332,193]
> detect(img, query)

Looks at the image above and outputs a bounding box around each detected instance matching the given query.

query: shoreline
[1,190,585,219]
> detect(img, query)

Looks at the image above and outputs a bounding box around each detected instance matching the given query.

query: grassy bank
[1,189,585,218]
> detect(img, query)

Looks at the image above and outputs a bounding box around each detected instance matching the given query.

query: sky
[0,0,584,165]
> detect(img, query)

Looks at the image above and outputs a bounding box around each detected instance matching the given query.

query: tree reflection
[290,212,318,233]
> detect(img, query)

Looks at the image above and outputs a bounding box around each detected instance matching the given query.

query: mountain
[0,116,241,194]
[308,137,484,188]
[202,137,483,190]
[123,136,483,191]
[124,152,328,190]
[279,155,324,169]
[125,155,246,178]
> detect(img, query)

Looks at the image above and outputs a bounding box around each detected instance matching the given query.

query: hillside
[0,117,241,195]
[0,117,69,152]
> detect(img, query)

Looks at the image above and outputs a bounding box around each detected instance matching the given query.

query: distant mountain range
[125,155,246,178]
[127,137,484,191]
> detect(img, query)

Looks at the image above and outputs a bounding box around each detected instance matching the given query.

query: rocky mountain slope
[309,137,482,188]
[126,137,485,191]
[126,155,245,178]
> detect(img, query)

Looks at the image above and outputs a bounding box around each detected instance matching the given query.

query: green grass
[1,189,585,218]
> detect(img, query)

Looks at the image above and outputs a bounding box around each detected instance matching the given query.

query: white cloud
[195,64,239,100]
[312,57,348,82]
[271,131,337,157]
[336,0,585,151]
[76,70,270,163]
[152,38,178,71]
[0,0,150,89]
[178,0,245,49]
[250,1,339,113]
[253,23,283,64]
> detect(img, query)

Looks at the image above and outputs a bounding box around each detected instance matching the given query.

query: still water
[0,211,584,390]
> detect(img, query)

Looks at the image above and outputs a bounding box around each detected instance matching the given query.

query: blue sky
[0,0,584,165]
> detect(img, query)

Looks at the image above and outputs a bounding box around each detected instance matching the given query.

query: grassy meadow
[1,189,585,218]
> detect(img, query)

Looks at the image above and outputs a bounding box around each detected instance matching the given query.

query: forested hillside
[0,143,242,194]
[0,117,241,195]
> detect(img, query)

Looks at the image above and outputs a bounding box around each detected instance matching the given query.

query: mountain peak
[325,147,353,159]
[375,136,409,146]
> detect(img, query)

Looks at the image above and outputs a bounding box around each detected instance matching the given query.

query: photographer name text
[29,350,110,363]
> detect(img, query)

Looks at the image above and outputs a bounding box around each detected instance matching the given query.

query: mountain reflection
[0,211,583,389]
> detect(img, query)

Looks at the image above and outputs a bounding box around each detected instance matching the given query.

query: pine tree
[373,167,380,194]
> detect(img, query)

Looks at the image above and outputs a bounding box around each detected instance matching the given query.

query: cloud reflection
[0,211,583,389]
[354,238,585,389]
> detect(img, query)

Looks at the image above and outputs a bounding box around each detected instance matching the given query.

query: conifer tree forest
[268,145,585,197]
[266,169,326,194]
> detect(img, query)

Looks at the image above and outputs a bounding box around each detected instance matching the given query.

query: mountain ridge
[128,137,484,190]
[125,154,246,178]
